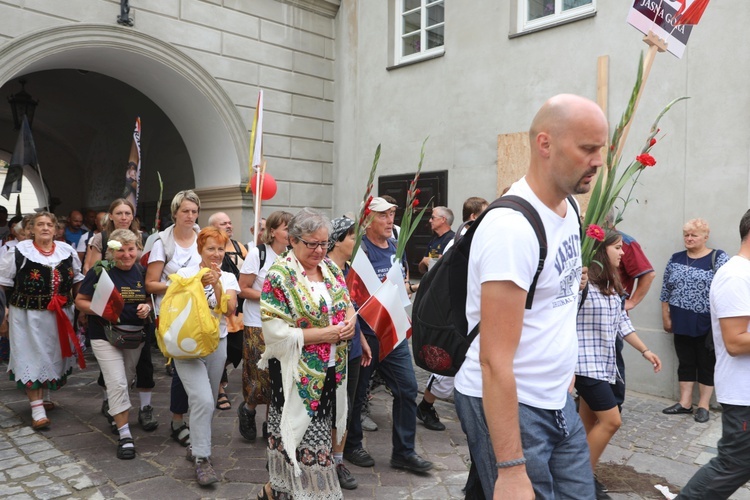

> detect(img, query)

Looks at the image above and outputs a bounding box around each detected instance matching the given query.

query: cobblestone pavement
[0,346,748,499]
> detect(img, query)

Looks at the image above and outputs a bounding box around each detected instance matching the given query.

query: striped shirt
[576,284,635,383]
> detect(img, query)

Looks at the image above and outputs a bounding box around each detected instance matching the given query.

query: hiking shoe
[417,404,446,431]
[336,462,358,490]
[195,457,219,486]
[344,448,375,468]
[238,404,257,441]
[138,405,159,431]
[361,413,378,432]
[390,453,433,473]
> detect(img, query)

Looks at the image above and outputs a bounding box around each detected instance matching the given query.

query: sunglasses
[298,237,330,250]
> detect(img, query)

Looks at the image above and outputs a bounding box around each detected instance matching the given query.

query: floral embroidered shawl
[259,248,351,475]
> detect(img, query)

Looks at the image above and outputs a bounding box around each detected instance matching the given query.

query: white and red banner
[90,270,125,323]
[357,280,412,361]
[345,248,381,308]
[140,232,160,267]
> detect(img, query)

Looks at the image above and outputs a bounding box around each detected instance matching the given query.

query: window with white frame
[518,0,595,33]
[396,0,444,65]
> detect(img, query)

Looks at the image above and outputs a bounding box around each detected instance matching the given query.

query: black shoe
[390,454,433,473]
[344,448,375,468]
[595,477,612,500]
[238,404,257,441]
[417,404,446,431]
[662,403,693,415]
[336,462,358,490]
[695,407,710,423]
[138,405,159,431]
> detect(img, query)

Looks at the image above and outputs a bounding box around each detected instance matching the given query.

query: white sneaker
[361,414,378,432]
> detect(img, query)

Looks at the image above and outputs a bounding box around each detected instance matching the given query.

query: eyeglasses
[429,215,445,221]
[298,237,330,250]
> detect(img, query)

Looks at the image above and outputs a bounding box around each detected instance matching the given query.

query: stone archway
[0,24,248,197]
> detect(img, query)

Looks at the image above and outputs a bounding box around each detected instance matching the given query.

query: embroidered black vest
[10,250,75,310]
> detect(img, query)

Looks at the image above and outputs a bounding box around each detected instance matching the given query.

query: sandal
[171,422,191,447]
[43,400,55,411]
[216,392,231,411]
[257,483,273,500]
[117,437,136,460]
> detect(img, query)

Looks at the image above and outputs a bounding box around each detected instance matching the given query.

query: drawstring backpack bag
[157,267,228,359]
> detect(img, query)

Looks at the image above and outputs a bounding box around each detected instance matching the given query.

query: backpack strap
[711,249,718,273]
[257,243,267,270]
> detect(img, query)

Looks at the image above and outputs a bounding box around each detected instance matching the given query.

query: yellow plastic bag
[157,268,220,359]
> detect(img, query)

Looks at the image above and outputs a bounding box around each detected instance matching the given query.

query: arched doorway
[0,24,248,225]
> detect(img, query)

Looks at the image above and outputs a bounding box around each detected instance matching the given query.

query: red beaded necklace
[33,241,56,257]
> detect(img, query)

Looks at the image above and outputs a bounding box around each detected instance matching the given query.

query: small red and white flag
[358,280,412,361]
[345,248,381,308]
[90,269,125,323]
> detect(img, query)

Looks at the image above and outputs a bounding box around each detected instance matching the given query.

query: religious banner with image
[122,117,141,214]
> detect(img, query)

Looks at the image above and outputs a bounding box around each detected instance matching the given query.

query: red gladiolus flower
[649,138,657,147]
[412,199,419,207]
[585,224,605,242]
[636,153,656,167]
[415,188,421,195]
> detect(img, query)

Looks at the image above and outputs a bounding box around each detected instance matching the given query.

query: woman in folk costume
[0,212,85,430]
[258,208,356,500]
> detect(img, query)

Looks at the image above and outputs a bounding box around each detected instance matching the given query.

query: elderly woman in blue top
[661,218,728,423]
[576,230,662,495]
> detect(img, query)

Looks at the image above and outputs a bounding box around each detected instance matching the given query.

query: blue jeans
[345,335,418,459]
[455,390,595,500]
[677,403,750,499]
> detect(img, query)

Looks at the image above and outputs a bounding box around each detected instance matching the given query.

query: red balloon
[250,173,277,200]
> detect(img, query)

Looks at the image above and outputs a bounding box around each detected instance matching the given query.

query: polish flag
[90,270,125,323]
[140,232,160,267]
[358,280,412,361]
[674,0,711,26]
[345,249,381,308]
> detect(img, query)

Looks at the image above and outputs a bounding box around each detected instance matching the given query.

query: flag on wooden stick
[357,280,412,361]
[2,116,37,200]
[90,270,125,323]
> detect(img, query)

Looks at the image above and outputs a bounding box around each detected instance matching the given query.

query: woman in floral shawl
[258,208,355,500]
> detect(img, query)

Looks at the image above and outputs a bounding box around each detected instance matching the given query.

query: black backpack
[411,194,579,377]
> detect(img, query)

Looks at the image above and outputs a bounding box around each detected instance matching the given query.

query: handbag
[104,323,145,349]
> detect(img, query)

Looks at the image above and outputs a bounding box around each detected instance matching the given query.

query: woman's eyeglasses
[298,237,330,249]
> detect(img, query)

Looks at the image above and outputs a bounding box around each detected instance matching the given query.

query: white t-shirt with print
[455,177,581,410]
[176,267,240,339]
[239,244,278,327]
[710,255,750,405]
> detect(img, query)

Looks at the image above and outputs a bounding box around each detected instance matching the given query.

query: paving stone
[7,462,43,479]
[49,464,84,480]
[8,426,35,438]
[0,446,21,459]
[31,483,72,500]
[23,475,54,487]
[69,474,96,490]
[14,434,44,446]
[2,486,26,496]
[0,456,30,471]
[6,494,34,500]
[28,449,64,463]
[19,440,54,455]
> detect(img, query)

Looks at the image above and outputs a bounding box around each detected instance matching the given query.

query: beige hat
[369,197,397,212]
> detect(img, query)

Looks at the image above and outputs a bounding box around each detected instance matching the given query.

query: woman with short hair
[257,208,356,500]
[661,218,728,423]
[75,229,152,459]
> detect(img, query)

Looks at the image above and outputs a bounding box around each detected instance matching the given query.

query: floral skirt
[242,326,271,405]
[267,359,340,500]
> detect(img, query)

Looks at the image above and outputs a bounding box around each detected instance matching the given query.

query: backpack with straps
[411,194,580,377]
